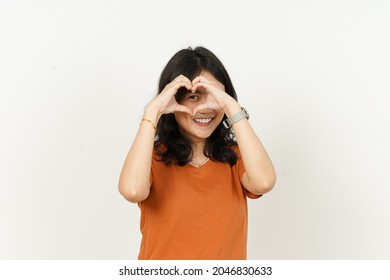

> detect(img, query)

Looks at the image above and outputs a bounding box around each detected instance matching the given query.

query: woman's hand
[149,75,194,116]
[191,75,240,117]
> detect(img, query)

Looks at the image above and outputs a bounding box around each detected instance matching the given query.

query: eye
[187,95,200,101]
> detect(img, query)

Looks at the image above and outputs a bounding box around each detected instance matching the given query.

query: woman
[119,46,276,259]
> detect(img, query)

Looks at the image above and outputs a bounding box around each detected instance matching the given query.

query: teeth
[194,118,212,124]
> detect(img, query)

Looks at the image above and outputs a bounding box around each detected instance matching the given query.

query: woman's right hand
[147,75,194,117]
[120,75,193,203]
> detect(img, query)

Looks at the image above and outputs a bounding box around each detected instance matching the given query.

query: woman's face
[174,71,225,144]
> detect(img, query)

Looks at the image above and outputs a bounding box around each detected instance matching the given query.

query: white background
[1,0,389,259]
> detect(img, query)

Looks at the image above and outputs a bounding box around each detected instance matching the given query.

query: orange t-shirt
[137,147,261,260]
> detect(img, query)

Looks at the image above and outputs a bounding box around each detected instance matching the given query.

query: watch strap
[222,107,249,128]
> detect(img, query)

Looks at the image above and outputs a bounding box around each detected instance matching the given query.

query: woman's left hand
[191,75,240,117]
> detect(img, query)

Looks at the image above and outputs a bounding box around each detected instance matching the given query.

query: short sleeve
[233,146,262,200]
[245,190,262,199]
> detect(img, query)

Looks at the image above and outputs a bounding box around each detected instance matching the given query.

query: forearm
[225,100,276,194]
[118,107,160,203]
[118,75,194,202]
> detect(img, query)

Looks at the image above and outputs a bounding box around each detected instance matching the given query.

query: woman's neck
[191,141,206,158]
[190,141,209,167]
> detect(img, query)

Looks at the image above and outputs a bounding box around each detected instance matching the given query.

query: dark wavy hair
[154,46,238,166]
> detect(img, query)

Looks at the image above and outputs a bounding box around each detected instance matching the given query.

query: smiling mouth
[193,118,214,125]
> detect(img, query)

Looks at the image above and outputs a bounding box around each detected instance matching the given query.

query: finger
[160,83,191,100]
[175,104,193,115]
[172,75,192,89]
[179,74,192,84]
[169,80,192,94]
[192,75,210,85]
[192,103,213,117]
[172,75,192,86]
[191,81,211,93]
[192,75,225,92]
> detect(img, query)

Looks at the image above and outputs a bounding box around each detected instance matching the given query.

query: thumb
[175,104,193,115]
[192,103,210,117]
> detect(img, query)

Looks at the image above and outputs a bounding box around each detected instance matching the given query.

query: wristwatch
[222,107,249,128]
